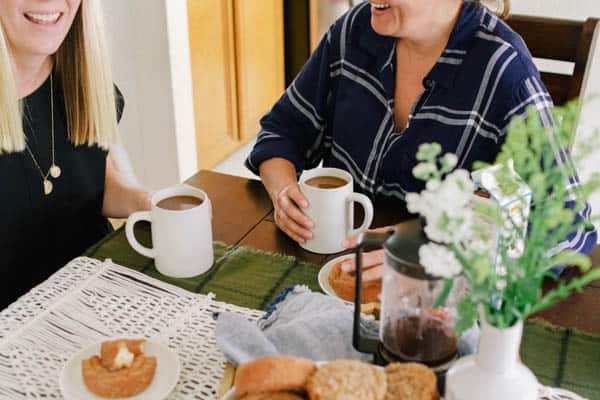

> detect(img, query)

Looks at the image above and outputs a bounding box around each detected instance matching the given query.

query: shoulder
[467,7,541,91]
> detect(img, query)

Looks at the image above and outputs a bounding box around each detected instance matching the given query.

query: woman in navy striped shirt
[247,0,596,278]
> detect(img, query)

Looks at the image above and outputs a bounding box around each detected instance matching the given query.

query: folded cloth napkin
[215,285,479,365]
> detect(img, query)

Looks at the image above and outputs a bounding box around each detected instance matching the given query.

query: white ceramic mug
[300,168,374,254]
[125,185,213,278]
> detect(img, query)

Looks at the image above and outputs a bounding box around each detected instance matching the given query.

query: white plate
[318,253,358,305]
[59,338,180,400]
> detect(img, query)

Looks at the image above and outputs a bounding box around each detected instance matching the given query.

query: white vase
[445,318,538,400]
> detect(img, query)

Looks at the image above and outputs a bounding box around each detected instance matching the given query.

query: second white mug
[300,168,374,254]
[125,185,213,278]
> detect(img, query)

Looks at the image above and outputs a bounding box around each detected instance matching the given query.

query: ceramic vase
[445,318,538,400]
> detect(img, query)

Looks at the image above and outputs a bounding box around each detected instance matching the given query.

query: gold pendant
[43,179,53,195]
[50,164,61,178]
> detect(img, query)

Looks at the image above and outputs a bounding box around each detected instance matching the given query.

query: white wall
[511,1,600,234]
[103,0,197,190]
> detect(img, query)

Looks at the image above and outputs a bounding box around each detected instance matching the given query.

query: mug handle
[125,211,155,258]
[347,193,374,237]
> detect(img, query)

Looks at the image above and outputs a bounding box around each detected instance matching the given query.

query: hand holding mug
[299,168,374,254]
[273,183,314,244]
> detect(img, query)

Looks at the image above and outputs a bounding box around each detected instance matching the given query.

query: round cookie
[328,261,381,303]
[82,354,157,398]
[243,392,305,400]
[235,356,316,398]
[307,360,386,400]
[384,363,438,400]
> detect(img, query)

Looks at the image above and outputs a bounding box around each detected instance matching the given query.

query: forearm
[102,155,150,218]
[259,157,299,202]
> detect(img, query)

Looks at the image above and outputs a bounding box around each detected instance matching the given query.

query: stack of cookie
[233,356,438,400]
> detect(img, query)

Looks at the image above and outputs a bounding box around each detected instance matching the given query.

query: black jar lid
[384,219,440,281]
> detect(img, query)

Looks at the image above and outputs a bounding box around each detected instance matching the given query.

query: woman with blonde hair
[0,0,150,308]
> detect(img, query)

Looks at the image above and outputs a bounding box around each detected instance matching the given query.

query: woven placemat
[85,225,600,399]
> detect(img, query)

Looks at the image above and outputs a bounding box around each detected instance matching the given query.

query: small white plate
[59,338,180,400]
[318,253,357,304]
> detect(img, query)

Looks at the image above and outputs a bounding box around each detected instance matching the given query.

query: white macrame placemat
[0,257,586,400]
[0,257,262,399]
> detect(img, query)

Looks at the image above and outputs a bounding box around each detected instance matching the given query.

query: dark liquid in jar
[382,315,457,367]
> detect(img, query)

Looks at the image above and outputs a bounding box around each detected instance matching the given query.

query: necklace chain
[25,72,60,195]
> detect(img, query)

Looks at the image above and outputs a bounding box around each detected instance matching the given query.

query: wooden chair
[506,15,599,105]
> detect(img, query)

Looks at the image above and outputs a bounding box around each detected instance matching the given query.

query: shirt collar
[426,1,484,89]
[356,1,484,90]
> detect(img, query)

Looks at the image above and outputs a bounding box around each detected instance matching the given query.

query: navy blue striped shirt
[247,2,596,255]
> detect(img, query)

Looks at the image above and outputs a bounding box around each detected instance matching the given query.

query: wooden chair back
[506,15,599,105]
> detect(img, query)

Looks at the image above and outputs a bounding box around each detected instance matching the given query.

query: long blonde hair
[0,0,118,154]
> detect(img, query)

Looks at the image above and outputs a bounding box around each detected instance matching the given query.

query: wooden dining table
[186,169,600,335]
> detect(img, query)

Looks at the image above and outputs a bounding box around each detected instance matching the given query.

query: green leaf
[433,278,454,309]
[546,251,591,272]
[528,268,600,316]
[455,297,479,336]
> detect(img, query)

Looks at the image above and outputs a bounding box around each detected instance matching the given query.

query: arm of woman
[260,157,313,243]
[247,17,345,243]
[102,154,151,218]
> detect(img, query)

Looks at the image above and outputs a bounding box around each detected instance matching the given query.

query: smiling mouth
[371,2,391,10]
[24,12,62,25]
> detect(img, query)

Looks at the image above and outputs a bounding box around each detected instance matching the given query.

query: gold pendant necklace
[25,72,61,196]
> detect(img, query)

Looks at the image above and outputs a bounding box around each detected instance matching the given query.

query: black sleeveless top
[0,72,124,309]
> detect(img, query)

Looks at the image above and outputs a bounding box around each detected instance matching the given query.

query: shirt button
[424,79,434,88]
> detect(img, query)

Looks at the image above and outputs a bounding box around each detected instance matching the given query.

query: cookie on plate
[82,354,157,398]
[328,261,381,304]
[384,362,438,400]
[235,356,316,398]
[307,360,386,400]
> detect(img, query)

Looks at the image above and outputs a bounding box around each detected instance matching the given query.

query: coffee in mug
[156,195,204,211]
[304,176,348,189]
[125,185,213,278]
[299,168,374,254]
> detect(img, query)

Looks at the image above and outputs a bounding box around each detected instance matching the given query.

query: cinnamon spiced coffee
[381,316,457,367]
[156,195,203,211]
[304,175,348,189]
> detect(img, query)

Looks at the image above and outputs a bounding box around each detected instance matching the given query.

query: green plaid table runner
[85,224,600,399]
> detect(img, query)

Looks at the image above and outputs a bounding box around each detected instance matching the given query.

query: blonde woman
[249,0,596,278]
[0,0,150,308]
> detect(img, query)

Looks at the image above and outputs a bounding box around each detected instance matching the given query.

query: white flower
[426,179,441,191]
[441,153,458,170]
[405,192,422,214]
[418,243,463,278]
[412,162,437,180]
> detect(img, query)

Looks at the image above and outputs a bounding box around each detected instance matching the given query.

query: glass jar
[353,219,463,370]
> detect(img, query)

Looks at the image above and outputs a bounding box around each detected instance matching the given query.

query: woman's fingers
[362,265,383,282]
[286,184,309,209]
[341,249,385,273]
[279,194,313,230]
[274,184,314,243]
